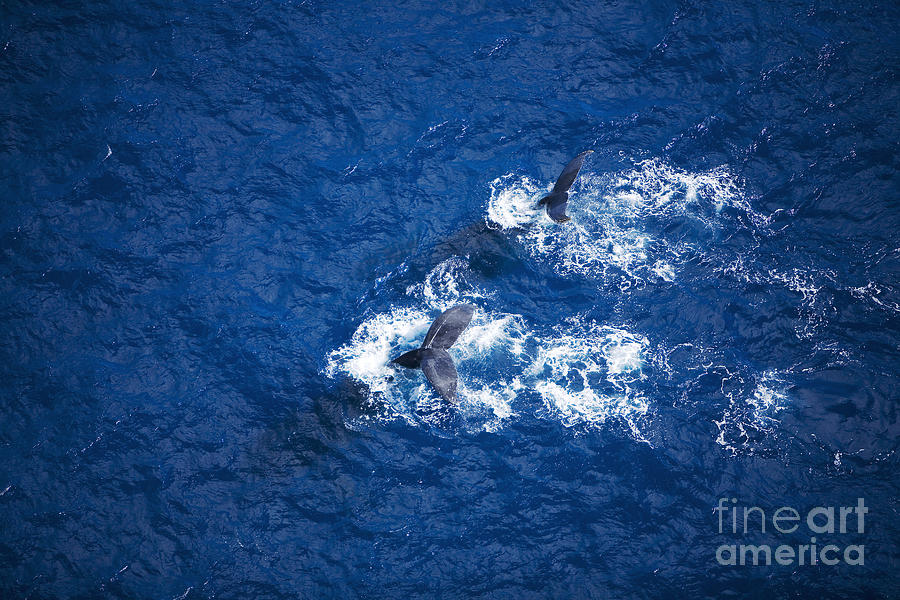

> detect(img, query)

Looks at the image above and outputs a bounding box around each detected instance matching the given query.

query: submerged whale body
[538,150,594,223]
[391,304,475,402]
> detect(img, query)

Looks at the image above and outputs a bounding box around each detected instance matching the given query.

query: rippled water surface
[2,1,899,598]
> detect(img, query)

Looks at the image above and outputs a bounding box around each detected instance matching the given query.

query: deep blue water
[2,0,899,598]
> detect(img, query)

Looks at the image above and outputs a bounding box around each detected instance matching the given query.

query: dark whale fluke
[538,150,594,223]
[391,304,475,402]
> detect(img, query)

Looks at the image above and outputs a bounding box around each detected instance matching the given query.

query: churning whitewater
[326,160,798,447]
[325,256,652,436]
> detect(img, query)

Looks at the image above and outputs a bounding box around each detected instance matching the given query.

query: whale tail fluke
[422,304,475,350]
[420,348,458,402]
[538,192,571,223]
[553,150,593,194]
[392,348,423,369]
[540,150,592,223]
[390,304,475,402]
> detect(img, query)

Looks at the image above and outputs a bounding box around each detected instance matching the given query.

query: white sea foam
[481,159,800,450]
[326,259,653,436]
[749,373,789,416]
[714,369,789,453]
[486,174,544,229]
[850,281,900,313]
[529,322,650,431]
[326,254,793,450]
[323,307,431,404]
[405,256,489,308]
[486,158,755,286]
[325,304,530,431]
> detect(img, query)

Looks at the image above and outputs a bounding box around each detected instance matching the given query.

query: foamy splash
[325,259,652,435]
[485,174,544,229]
[486,158,756,287]
[405,256,490,309]
[529,322,650,434]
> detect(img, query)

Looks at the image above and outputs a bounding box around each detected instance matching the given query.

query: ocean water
[1,1,898,598]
